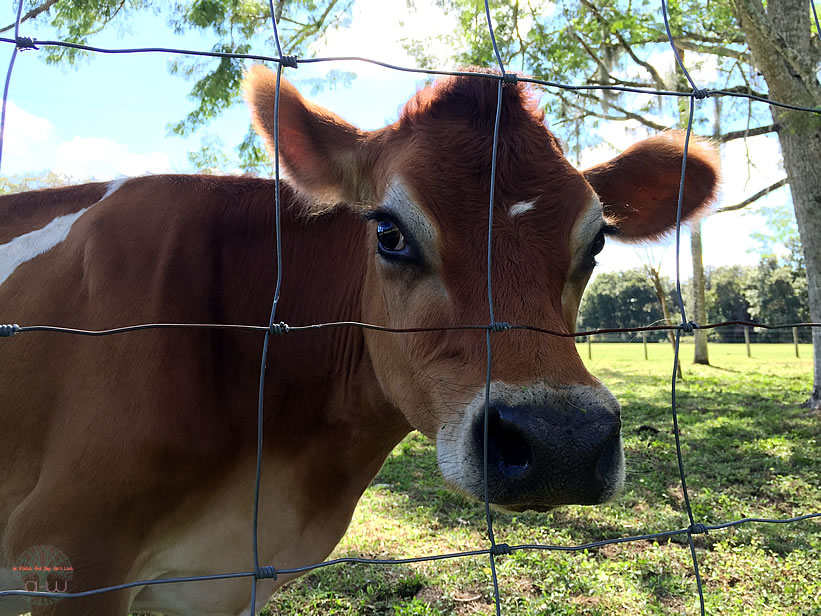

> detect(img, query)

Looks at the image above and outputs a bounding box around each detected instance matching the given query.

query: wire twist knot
[0,324,20,337]
[680,321,700,333]
[279,55,298,69]
[689,523,709,535]
[16,37,38,50]
[255,566,278,580]
[691,87,709,100]
[490,321,511,332]
[490,543,512,556]
[269,321,290,336]
[501,72,518,86]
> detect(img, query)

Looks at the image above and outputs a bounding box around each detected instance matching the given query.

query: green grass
[266,343,820,615]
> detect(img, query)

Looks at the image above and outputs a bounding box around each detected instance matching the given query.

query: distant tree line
[578,257,809,343]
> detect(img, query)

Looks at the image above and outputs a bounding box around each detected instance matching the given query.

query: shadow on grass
[369,380,820,555]
[266,562,437,615]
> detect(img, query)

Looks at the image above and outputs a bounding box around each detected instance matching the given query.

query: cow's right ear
[243,64,374,205]
[583,132,720,242]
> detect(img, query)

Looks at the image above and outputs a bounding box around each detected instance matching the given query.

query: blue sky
[1,0,792,281]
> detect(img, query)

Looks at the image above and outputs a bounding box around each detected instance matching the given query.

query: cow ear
[583,132,719,242]
[243,64,373,205]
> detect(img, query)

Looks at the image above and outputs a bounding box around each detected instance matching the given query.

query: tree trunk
[690,221,710,364]
[646,265,684,380]
[671,47,710,366]
[731,0,821,409]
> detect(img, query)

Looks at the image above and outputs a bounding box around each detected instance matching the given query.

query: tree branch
[717,84,769,99]
[718,123,779,142]
[568,28,613,82]
[562,94,669,132]
[645,36,753,64]
[716,178,788,213]
[286,0,342,52]
[0,0,59,34]
[578,0,667,89]
[679,31,746,46]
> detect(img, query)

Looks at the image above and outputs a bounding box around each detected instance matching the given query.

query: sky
[0,0,793,283]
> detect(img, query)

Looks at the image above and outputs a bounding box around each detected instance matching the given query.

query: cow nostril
[594,422,622,481]
[487,408,532,478]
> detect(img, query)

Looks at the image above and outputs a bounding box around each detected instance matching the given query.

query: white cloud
[53,137,170,180]
[1,103,171,181]
[0,101,56,175]
[311,0,458,72]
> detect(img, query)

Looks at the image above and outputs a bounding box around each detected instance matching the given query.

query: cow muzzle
[436,383,624,511]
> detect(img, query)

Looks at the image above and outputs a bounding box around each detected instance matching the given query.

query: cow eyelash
[588,225,618,269]
[362,210,419,264]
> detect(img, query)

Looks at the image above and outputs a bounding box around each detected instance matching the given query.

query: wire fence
[1,0,820,614]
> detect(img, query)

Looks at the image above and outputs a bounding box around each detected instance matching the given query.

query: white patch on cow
[561,194,606,331]
[0,208,90,287]
[100,176,128,202]
[0,178,129,287]
[508,200,536,218]
[575,195,606,250]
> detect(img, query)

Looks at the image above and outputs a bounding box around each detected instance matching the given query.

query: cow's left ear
[583,132,719,242]
[243,64,376,205]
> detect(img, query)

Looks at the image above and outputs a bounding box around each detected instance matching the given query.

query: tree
[12,0,355,172]
[729,0,821,407]
[703,264,754,342]
[645,262,683,379]
[747,257,810,342]
[577,268,675,341]
[404,0,821,407]
[0,170,71,193]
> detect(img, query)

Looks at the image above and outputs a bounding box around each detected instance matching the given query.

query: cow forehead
[375,76,594,231]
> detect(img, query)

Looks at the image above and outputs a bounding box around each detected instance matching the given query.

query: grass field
[265,343,820,616]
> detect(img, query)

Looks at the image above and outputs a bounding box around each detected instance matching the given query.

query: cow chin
[435,382,625,511]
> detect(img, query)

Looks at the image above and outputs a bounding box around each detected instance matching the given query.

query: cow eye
[376,220,407,253]
[591,230,606,257]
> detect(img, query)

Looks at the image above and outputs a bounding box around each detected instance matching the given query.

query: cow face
[245,66,719,511]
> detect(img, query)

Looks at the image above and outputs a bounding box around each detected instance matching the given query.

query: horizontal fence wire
[1,319,820,338]
[1,0,820,615]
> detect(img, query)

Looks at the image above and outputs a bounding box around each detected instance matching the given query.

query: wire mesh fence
[1,0,820,614]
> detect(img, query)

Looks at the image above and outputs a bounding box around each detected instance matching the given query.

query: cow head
[244,66,719,511]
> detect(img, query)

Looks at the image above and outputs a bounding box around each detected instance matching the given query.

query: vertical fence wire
[0,0,24,174]
[248,3,289,610]
[481,2,512,613]
[660,1,709,608]
[0,1,820,615]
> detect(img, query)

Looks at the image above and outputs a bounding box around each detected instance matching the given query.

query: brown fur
[0,67,718,616]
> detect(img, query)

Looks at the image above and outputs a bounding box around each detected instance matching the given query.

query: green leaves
[578,268,677,340]
[169,43,250,136]
[27,0,356,171]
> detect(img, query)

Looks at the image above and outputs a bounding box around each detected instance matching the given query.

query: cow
[0,64,718,615]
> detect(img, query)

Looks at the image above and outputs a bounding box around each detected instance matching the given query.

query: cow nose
[485,405,533,480]
[475,401,622,506]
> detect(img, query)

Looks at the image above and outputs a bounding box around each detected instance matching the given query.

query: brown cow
[0,65,718,615]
